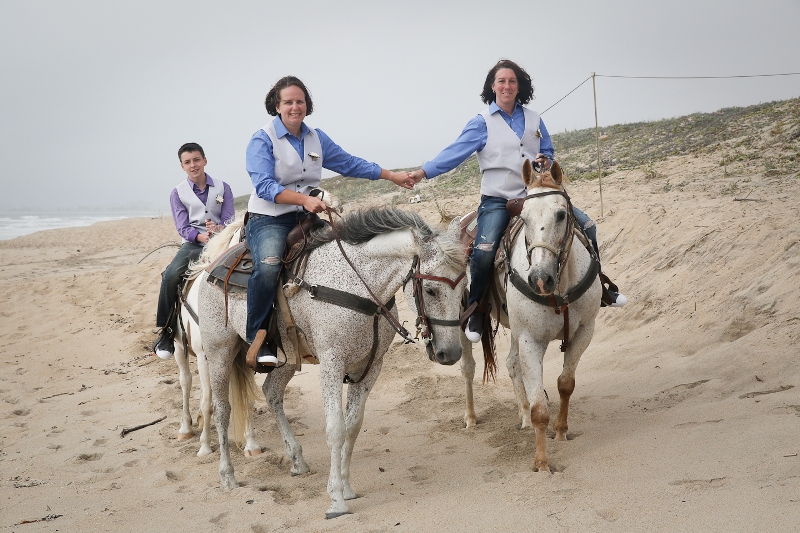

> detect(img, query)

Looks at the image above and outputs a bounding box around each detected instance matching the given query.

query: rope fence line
[539,70,800,216]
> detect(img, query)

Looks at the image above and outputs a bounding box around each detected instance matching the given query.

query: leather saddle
[206,212,329,293]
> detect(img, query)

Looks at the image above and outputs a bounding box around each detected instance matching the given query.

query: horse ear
[550,160,563,185]
[522,159,534,187]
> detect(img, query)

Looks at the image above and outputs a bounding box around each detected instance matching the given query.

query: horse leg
[243,394,263,457]
[208,343,239,489]
[195,346,214,456]
[505,333,531,429]
[517,333,550,472]
[460,331,478,428]
[554,321,595,441]
[174,326,194,440]
[319,359,350,519]
[263,362,309,475]
[341,357,384,501]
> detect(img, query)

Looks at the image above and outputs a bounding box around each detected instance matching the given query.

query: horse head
[516,159,575,296]
[403,222,467,366]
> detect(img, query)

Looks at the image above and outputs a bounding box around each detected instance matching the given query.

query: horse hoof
[177,432,194,441]
[244,448,263,457]
[325,511,351,520]
[196,445,213,457]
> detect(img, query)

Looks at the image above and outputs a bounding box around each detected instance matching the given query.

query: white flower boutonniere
[308,152,320,161]
[215,194,224,204]
[535,128,542,139]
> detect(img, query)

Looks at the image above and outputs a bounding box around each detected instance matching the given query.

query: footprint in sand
[76,453,103,462]
[408,465,435,482]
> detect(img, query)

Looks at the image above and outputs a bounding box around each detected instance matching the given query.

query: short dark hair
[264,76,314,116]
[480,59,535,106]
[178,142,205,161]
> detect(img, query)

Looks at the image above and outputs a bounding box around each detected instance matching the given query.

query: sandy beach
[2,156,799,532]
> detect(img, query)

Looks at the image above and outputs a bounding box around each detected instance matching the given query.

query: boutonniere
[535,129,542,138]
[308,152,320,161]
[215,194,224,204]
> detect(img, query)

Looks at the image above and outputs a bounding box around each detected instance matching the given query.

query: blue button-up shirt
[421,102,554,179]
[246,116,383,203]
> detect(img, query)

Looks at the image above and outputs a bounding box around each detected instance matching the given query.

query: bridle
[403,255,465,361]
[506,189,575,287]
[325,207,465,366]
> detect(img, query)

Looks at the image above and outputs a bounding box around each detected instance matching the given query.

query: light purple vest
[175,179,224,244]
[477,107,541,199]
[247,122,324,216]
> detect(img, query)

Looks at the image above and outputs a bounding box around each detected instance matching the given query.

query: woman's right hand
[302,195,327,213]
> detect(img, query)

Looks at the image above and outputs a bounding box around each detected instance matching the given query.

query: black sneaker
[153,328,174,360]
[464,312,484,343]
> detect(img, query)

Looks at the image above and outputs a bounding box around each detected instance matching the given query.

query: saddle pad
[206,242,252,293]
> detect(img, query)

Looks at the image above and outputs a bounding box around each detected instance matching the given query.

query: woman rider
[246,76,415,366]
[408,59,626,343]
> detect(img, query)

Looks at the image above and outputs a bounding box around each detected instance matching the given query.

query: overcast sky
[1,0,798,212]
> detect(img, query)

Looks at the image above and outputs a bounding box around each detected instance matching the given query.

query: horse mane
[309,206,466,271]
[185,216,245,279]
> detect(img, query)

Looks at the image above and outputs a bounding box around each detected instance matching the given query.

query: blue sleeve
[539,118,554,160]
[245,130,286,202]
[421,115,487,179]
[316,129,382,180]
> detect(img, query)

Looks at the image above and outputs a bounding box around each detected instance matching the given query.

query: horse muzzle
[528,267,556,295]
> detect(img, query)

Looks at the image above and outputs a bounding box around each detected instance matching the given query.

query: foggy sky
[1,0,798,212]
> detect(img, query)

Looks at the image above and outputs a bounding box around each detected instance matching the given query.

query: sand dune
[1,156,799,531]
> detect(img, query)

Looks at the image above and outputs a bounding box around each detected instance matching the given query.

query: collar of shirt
[187,174,213,201]
[273,115,312,141]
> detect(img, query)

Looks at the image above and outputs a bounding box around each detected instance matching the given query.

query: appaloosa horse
[195,207,467,518]
[459,160,601,472]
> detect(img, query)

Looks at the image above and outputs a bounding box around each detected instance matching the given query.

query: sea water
[0,212,161,240]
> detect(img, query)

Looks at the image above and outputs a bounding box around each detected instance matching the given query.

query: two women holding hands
[245,62,626,365]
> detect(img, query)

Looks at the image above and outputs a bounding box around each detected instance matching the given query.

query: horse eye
[425,288,436,296]
[556,210,566,222]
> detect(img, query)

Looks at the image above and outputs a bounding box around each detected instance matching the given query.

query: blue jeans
[468,196,511,307]
[572,207,599,259]
[156,242,204,330]
[245,211,304,343]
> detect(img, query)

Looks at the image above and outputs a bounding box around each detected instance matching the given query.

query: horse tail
[228,345,259,448]
[186,216,245,280]
[481,317,498,384]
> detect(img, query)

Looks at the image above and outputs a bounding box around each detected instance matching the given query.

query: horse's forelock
[527,172,564,191]
[433,233,467,272]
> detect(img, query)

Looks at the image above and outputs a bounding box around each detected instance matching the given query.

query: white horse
[195,207,467,518]
[170,226,263,457]
[458,160,601,473]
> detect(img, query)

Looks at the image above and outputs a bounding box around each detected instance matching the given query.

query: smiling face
[179,150,207,182]
[491,68,519,114]
[276,85,307,135]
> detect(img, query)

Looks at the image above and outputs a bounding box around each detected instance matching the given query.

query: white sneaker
[256,345,279,366]
[464,313,483,343]
[609,291,628,307]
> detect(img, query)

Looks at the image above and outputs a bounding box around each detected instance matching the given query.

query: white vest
[477,107,541,199]
[247,122,324,216]
[175,178,224,244]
